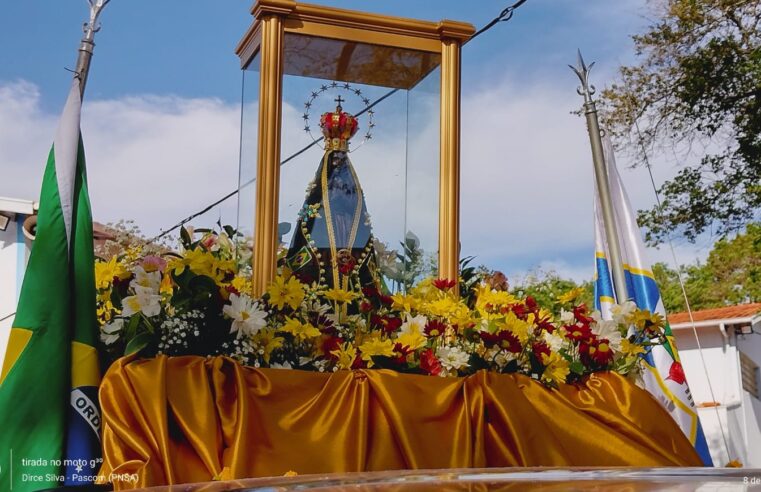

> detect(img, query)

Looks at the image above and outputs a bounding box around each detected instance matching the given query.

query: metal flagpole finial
[569,49,596,105]
[75,0,111,98]
[569,50,630,302]
[83,0,111,41]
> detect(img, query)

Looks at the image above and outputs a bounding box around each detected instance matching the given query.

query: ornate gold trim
[236,1,475,67]
[438,38,462,291]
[252,13,285,297]
[321,153,363,289]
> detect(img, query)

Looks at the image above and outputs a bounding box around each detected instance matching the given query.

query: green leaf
[180,226,192,247]
[125,331,152,356]
[570,360,585,375]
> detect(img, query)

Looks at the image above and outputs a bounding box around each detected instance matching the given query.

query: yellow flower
[396,330,427,351]
[475,284,517,314]
[159,272,174,296]
[230,275,253,296]
[279,317,320,341]
[391,293,419,313]
[267,275,305,310]
[94,256,129,290]
[358,338,396,368]
[168,248,215,277]
[424,297,460,318]
[253,328,284,363]
[541,352,570,385]
[500,311,532,344]
[630,309,665,332]
[620,338,646,356]
[210,257,237,284]
[324,287,358,304]
[557,287,585,304]
[331,342,357,370]
[96,292,118,324]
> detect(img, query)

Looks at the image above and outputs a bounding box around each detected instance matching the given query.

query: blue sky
[0,1,645,108]
[0,0,713,284]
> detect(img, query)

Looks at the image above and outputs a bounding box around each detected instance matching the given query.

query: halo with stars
[302,81,375,152]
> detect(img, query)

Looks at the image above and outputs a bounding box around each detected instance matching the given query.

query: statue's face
[330,151,348,166]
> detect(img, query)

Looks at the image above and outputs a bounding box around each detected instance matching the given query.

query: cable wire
[145,0,531,243]
[634,120,731,463]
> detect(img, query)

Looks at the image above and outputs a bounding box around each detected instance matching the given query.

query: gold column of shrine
[236,0,474,296]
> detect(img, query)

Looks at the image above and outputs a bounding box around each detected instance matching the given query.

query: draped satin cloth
[98,356,701,489]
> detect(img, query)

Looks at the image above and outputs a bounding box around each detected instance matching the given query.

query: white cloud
[0,77,709,283]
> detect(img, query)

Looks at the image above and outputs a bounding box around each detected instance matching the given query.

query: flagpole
[570,51,630,302]
[74,0,111,99]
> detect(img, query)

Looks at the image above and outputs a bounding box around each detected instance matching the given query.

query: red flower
[379,294,394,307]
[580,339,614,367]
[351,353,366,370]
[537,317,555,333]
[362,286,380,298]
[667,361,686,384]
[321,336,342,359]
[565,323,594,343]
[424,320,447,337]
[532,341,551,360]
[478,331,521,353]
[359,301,373,313]
[511,303,529,320]
[420,349,442,376]
[433,278,457,290]
[573,304,594,326]
[525,296,538,312]
[371,315,402,334]
[391,342,413,366]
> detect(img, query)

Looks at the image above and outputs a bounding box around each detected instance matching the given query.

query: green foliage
[602,0,761,244]
[651,223,761,312]
[510,270,594,317]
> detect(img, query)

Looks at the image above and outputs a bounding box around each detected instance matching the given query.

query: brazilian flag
[0,79,102,490]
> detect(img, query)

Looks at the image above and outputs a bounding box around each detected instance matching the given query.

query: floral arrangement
[96,227,666,387]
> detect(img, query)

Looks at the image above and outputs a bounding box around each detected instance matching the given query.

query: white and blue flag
[594,137,712,465]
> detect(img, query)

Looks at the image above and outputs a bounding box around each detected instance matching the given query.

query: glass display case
[235,0,474,295]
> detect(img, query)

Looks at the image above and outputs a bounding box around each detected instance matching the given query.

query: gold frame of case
[236,0,474,295]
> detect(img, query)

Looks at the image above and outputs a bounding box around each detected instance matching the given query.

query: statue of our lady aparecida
[283,99,382,292]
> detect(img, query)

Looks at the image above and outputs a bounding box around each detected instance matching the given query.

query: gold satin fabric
[98,356,701,489]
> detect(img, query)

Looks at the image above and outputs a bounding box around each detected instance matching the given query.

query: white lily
[100,318,124,345]
[559,308,575,325]
[223,293,268,339]
[122,286,162,317]
[591,311,623,351]
[130,266,161,293]
[400,313,428,336]
[542,330,568,353]
[610,301,637,325]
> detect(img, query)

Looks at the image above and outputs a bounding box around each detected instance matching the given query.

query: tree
[602,0,761,245]
[651,223,761,312]
[510,270,594,316]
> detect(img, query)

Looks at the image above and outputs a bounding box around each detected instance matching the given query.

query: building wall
[737,330,761,466]
[0,214,29,363]
[674,327,761,467]
[675,330,741,406]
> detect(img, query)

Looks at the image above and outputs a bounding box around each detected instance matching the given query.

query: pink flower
[141,255,167,273]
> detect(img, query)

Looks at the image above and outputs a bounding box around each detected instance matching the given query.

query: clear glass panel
[237,53,260,261]
[238,36,442,292]
[404,66,441,287]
